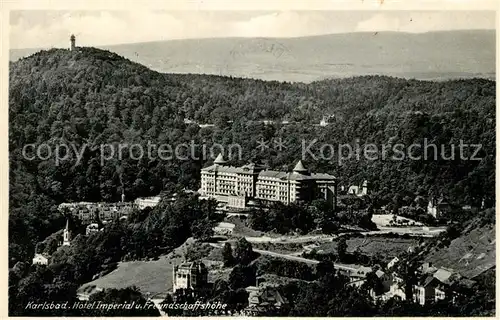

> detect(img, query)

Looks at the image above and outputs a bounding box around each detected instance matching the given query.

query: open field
[80,255,182,299]
[78,238,225,299]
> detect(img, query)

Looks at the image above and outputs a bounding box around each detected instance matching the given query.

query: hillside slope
[8,47,495,267]
[427,225,495,279]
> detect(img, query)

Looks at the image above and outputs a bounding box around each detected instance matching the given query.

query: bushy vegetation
[249,199,376,234]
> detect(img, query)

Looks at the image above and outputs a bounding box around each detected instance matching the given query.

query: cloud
[356,13,405,32]
[230,11,339,38]
[10,11,191,49]
[9,11,496,49]
[356,11,495,33]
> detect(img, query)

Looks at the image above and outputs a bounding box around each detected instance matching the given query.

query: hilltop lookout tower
[70,34,76,51]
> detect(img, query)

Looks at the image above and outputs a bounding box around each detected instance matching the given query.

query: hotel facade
[200,154,337,209]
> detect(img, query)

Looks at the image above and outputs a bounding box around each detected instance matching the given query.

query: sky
[9,10,496,49]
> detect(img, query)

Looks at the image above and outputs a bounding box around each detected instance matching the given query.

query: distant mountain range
[10,30,495,83]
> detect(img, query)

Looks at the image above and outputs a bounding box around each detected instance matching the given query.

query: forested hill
[9,47,495,265]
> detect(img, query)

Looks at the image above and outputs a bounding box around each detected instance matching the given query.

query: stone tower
[70,34,76,51]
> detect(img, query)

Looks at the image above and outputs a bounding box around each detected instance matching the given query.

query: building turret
[213,153,227,165]
[70,34,76,51]
[293,160,309,175]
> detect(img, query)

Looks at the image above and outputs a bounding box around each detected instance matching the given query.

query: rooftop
[175,261,207,272]
[214,153,227,165]
[202,160,335,181]
[293,160,307,173]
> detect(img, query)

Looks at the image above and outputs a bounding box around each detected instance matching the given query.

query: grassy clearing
[318,236,420,261]
[80,255,182,299]
[252,242,308,254]
[78,238,220,299]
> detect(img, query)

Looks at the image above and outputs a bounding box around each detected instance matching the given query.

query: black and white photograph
[5,1,496,317]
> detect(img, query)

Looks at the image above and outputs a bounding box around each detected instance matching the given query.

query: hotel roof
[202,161,335,181]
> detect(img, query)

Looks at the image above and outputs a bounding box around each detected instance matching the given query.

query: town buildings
[58,201,133,224]
[414,267,458,305]
[57,192,163,224]
[369,256,485,306]
[134,196,161,210]
[200,154,337,209]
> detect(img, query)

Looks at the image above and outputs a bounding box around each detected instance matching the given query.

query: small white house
[86,223,104,235]
[32,253,49,265]
[213,222,235,236]
[347,180,369,197]
[387,257,400,269]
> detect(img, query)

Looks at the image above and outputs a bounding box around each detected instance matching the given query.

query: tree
[337,237,348,261]
[234,238,254,265]
[86,286,160,316]
[315,259,335,279]
[445,224,461,240]
[222,243,234,267]
[363,271,384,296]
[229,265,256,289]
[190,219,214,241]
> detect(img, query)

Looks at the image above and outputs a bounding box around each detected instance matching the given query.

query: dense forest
[9,47,495,267]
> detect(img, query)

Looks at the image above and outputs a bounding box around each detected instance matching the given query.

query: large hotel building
[200,154,337,209]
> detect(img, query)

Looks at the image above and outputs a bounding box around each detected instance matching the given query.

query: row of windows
[216,185,236,190]
[257,187,294,193]
[258,180,289,185]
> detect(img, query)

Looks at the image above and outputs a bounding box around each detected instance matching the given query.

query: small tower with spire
[213,153,227,165]
[62,218,71,246]
[293,160,309,175]
[70,34,76,51]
